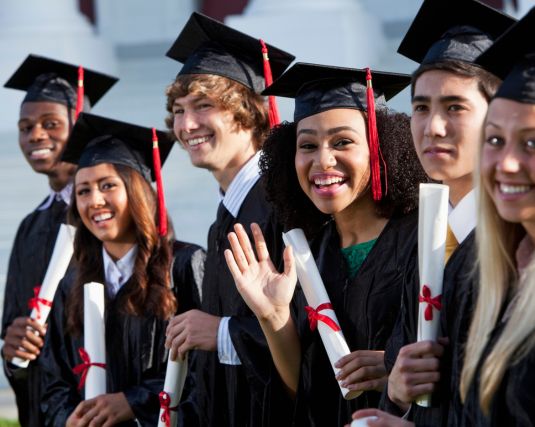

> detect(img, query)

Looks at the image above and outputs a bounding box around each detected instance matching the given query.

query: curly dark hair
[411,60,501,102]
[165,74,269,150]
[260,108,429,236]
[65,164,177,336]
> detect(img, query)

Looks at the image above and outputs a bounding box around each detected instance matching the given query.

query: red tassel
[260,39,280,128]
[365,68,383,201]
[152,128,167,236]
[75,66,84,120]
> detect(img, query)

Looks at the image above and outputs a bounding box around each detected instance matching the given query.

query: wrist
[259,307,291,332]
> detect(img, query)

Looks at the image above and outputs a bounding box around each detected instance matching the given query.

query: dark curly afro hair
[260,108,429,237]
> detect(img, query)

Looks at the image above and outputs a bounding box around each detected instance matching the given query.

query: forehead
[487,98,535,125]
[19,101,70,120]
[75,162,119,183]
[413,69,480,97]
[296,108,366,131]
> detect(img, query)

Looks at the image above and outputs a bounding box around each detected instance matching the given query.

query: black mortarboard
[4,54,118,110]
[166,12,295,94]
[477,7,535,104]
[398,0,515,66]
[63,113,173,183]
[262,62,411,122]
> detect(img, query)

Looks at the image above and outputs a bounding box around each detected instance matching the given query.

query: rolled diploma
[157,354,188,427]
[351,416,378,427]
[416,183,449,406]
[282,228,360,400]
[84,282,106,399]
[11,224,76,368]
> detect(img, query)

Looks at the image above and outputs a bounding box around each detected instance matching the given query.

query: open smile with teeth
[93,212,114,223]
[313,176,346,188]
[187,136,211,146]
[29,148,53,159]
[499,183,533,195]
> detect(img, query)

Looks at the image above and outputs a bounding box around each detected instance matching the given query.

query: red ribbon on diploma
[72,347,106,391]
[419,285,442,321]
[159,391,179,427]
[305,302,341,332]
[27,286,52,320]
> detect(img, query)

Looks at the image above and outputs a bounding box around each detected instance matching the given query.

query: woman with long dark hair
[224,63,428,426]
[39,113,204,426]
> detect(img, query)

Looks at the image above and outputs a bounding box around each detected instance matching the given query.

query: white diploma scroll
[158,354,188,427]
[416,183,449,407]
[283,229,360,400]
[83,282,107,399]
[11,224,76,368]
[351,416,378,427]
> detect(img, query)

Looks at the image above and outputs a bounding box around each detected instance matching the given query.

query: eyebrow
[412,95,471,104]
[18,113,62,125]
[297,126,359,137]
[75,176,117,187]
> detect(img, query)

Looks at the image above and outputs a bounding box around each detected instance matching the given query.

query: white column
[226,0,387,121]
[0,0,117,131]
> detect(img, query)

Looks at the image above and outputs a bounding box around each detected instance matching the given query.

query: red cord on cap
[152,128,167,236]
[75,66,84,120]
[260,39,281,128]
[365,68,383,201]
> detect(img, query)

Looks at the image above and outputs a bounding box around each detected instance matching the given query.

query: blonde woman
[460,9,535,425]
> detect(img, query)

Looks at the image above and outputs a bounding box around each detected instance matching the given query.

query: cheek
[294,155,310,192]
[480,148,496,192]
[410,118,425,150]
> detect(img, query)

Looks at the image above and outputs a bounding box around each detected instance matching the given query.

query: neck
[444,173,473,207]
[103,241,136,262]
[333,192,388,248]
[214,150,256,193]
[48,167,75,192]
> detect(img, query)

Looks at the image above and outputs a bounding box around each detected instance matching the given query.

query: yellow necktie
[444,225,459,264]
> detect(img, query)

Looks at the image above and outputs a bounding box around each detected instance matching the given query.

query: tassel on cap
[365,68,384,201]
[75,66,84,120]
[152,128,167,236]
[260,39,281,128]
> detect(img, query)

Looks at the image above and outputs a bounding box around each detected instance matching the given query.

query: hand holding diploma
[11,224,75,368]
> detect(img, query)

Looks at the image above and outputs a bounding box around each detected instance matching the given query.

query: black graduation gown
[459,314,535,426]
[1,196,68,427]
[193,179,289,427]
[382,231,477,427]
[39,240,205,426]
[292,212,419,427]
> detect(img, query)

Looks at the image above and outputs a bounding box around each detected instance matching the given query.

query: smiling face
[295,108,371,216]
[18,101,76,187]
[75,163,136,258]
[172,92,257,189]
[411,70,489,190]
[481,98,535,231]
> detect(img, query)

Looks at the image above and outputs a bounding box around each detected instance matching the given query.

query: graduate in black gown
[350,1,515,426]
[224,62,429,426]
[457,9,535,425]
[1,55,117,427]
[39,114,204,426]
[162,13,294,427]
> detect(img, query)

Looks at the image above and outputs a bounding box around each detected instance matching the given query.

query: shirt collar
[219,152,261,218]
[448,189,477,244]
[37,183,73,211]
[102,245,138,297]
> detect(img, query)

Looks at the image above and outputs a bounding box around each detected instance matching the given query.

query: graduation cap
[166,12,295,127]
[398,0,516,66]
[476,7,535,104]
[63,113,173,235]
[263,62,411,201]
[4,54,118,117]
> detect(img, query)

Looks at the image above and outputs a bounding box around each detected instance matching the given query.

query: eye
[447,104,465,112]
[485,135,503,147]
[173,107,184,115]
[412,104,428,113]
[76,188,89,196]
[196,102,213,111]
[101,181,117,191]
[18,124,32,133]
[297,140,317,150]
[333,138,353,148]
[43,120,60,130]
[525,139,535,150]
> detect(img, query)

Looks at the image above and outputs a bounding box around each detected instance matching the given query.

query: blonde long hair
[460,118,535,414]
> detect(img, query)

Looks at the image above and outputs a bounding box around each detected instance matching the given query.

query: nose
[28,123,47,143]
[175,110,199,135]
[496,145,522,174]
[88,189,106,208]
[317,146,336,170]
[423,112,447,138]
